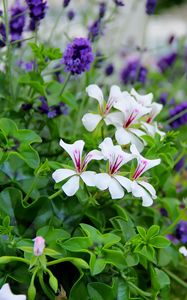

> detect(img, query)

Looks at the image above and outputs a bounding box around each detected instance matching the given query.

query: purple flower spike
[10,0,26,43]
[99,2,107,19]
[67,10,75,21]
[146,0,157,15]
[169,102,187,129]
[62,37,94,75]
[159,92,168,106]
[63,0,71,8]
[88,20,102,42]
[105,64,114,76]
[26,0,48,31]
[114,0,125,6]
[176,221,187,244]
[157,52,177,73]
[120,59,147,85]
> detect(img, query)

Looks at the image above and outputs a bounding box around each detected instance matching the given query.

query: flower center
[124,109,139,128]
[133,159,148,179]
[109,154,123,174]
[73,149,81,173]
[104,96,116,115]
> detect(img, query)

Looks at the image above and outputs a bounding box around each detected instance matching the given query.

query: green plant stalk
[22,176,39,203]
[121,274,152,299]
[47,8,64,44]
[163,268,187,289]
[48,189,62,200]
[59,72,71,96]
[39,273,55,300]
[3,0,14,102]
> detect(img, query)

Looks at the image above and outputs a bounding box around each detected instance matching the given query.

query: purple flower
[105,63,114,76]
[159,92,168,106]
[120,59,147,85]
[166,234,178,244]
[146,0,157,15]
[38,97,68,118]
[63,0,71,8]
[169,102,187,129]
[160,208,168,217]
[175,156,186,172]
[26,0,48,31]
[10,0,26,43]
[88,20,102,42]
[176,221,187,243]
[0,23,6,47]
[67,10,75,21]
[99,2,107,19]
[157,52,177,73]
[18,60,35,71]
[113,0,125,6]
[62,37,94,75]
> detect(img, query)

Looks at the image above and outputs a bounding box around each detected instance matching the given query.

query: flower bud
[33,236,45,256]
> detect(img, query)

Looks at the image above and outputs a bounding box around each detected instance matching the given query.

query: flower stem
[39,273,54,300]
[48,189,62,200]
[59,73,71,96]
[47,9,63,44]
[165,108,187,125]
[22,176,38,204]
[162,214,183,235]
[121,273,151,299]
[163,268,187,289]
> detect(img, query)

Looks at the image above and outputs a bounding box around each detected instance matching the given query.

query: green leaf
[149,236,171,248]
[137,226,147,240]
[90,254,106,275]
[87,282,116,300]
[62,237,92,252]
[147,225,160,240]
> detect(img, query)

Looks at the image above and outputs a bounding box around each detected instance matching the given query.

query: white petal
[138,181,157,198]
[83,150,103,169]
[109,178,124,199]
[62,175,80,196]
[107,85,123,107]
[52,169,76,183]
[95,173,111,190]
[82,113,102,132]
[149,103,163,121]
[0,283,26,300]
[104,112,124,127]
[86,84,104,109]
[114,175,132,193]
[115,128,132,145]
[128,130,145,152]
[131,88,153,106]
[179,246,187,257]
[59,139,84,169]
[141,121,165,139]
[99,137,114,159]
[80,171,96,187]
[131,181,153,207]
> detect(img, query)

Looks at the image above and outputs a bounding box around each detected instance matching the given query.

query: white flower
[33,236,45,256]
[52,139,103,196]
[82,84,123,132]
[179,246,187,257]
[141,121,165,139]
[130,144,161,207]
[95,138,134,199]
[0,284,26,300]
[131,88,164,138]
[108,91,151,152]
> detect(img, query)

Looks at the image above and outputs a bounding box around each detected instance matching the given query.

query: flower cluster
[62,37,94,75]
[10,0,26,43]
[82,85,164,152]
[26,0,48,31]
[52,137,160,206]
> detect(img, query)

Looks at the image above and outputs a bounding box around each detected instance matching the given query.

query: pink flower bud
[33,236,45,256]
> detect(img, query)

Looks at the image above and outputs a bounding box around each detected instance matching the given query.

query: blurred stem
[163,268,187,289]
[162,214,182,235]
[166,108,187,125]
[47,9,63,43]
[174,149,186,166]
[3,0,14,102]
[49,189,62,200]
[59,72,71,96]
